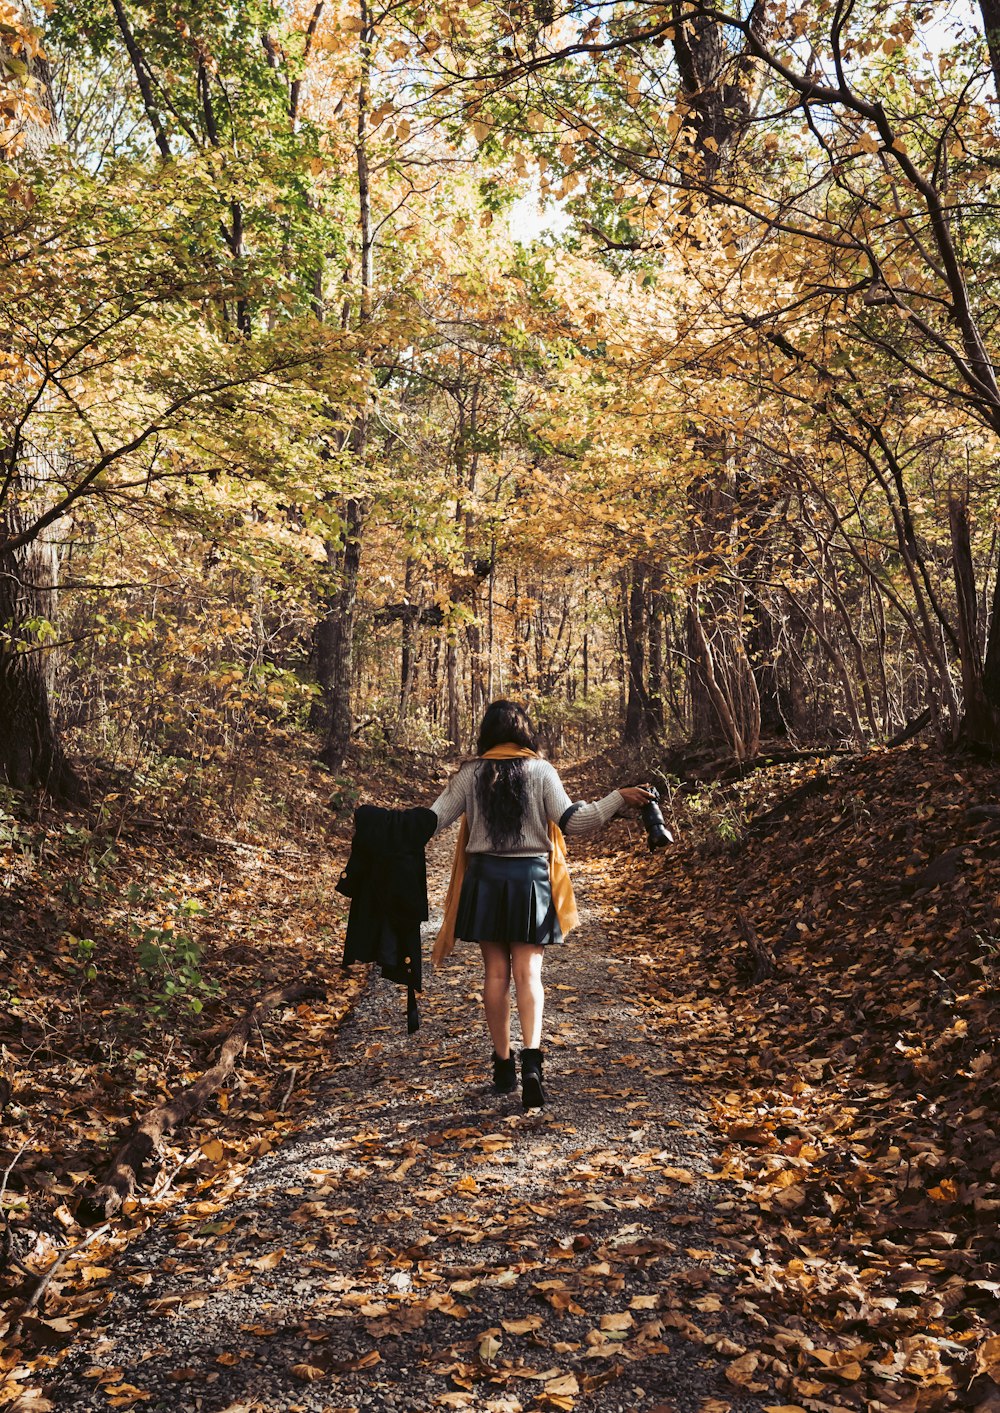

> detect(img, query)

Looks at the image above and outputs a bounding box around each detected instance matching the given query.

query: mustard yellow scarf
[432,744,579,966]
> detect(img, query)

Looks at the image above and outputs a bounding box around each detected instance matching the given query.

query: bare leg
[510,943,545,1050]
[479,941,513,1057]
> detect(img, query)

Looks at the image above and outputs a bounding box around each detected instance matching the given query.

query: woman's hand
[619,784,654,809]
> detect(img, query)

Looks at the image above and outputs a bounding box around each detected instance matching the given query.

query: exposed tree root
[735,909,776,983]
[78,980,324,1224]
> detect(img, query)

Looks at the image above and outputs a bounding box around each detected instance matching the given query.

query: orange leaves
[291,1347,380,1381]
[501,1315,543,1334]
[975,1337,1000,1384]
[0,1,48,159]
[247,1247,285,1271]
[725,1351,767,1391]
[290,1361,327,1381]
[531,1278,585,1316]
[810,1346,870,1382]
[542,1371,579,1402]
[101,1381,152,1407]
[579,744,1000,1412]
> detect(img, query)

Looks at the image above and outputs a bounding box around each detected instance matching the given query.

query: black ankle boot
[520,1048,545,1110]
[492,1051,516,1094]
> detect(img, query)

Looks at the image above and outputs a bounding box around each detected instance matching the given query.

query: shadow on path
[46,837,763,1413]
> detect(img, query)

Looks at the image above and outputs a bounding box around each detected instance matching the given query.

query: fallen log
[713,746,854,784]
[78,980,324,1224]
[660,741,852,785]
[966,803,1000,823]
[744,771,833,838]
[887,707,933,748]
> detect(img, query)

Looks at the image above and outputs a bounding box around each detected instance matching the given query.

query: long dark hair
[475,701,538,851]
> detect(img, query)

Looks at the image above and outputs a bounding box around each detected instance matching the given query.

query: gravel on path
[43,836,765,1413]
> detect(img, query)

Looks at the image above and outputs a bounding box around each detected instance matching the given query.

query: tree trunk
[582,585,590,701]
[979,0,1000,102]
[467,617,484,728]
[687,593,743,758]
[951,493,1000,746]
[645,566,665,738]
[316,495,364,771]
[397,556,416,731]
[446,638,460,748]
[0,57,79,797]
[746,592,785,737]
[687,586,760,762]
[669,9,773,755]
[313,4,373,771]
[0,517,80,797]
[486,544,496,704]
[621,562,650,746]
[982,560,1000,732]
[428,633,440,725]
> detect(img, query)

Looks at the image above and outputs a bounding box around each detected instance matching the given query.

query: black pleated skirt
[455,853,562,947]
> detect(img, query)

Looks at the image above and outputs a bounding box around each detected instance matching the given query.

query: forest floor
[3,743,1000,1413]
[29,833,761,1413]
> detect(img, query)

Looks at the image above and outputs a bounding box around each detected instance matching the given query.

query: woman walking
[430,700,651,1109]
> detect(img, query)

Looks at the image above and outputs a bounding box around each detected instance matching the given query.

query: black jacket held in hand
[337,805,438,1033]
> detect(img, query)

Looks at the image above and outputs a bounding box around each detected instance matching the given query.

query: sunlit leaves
[0,1,48,159]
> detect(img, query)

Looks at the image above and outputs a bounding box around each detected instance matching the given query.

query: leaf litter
[584,744,1000,1413]
[12,816,770,1412]
[5,744,998,1413]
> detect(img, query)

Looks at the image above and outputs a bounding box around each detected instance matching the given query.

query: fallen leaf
[726,1352,762,1388]
[290,1364,326,1382]
[249,1248,285,1271]
[479,1332,502,1364]
[502,1316,544,1334]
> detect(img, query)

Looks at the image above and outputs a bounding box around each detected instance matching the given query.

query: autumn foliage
[4,0,1000,1408]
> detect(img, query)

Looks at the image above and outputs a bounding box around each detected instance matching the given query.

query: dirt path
[45,837,764,1413]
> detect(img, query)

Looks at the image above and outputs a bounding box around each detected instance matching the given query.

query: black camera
[640,787,673,851]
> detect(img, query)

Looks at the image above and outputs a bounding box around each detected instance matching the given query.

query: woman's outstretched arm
[540,763,650,836]
[430,764,472,832]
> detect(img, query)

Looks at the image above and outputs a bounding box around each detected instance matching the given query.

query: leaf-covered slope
[582,745,1000,1411]
[0,745,373,1343]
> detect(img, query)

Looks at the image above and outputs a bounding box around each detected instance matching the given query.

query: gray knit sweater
[431,758,624,857]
